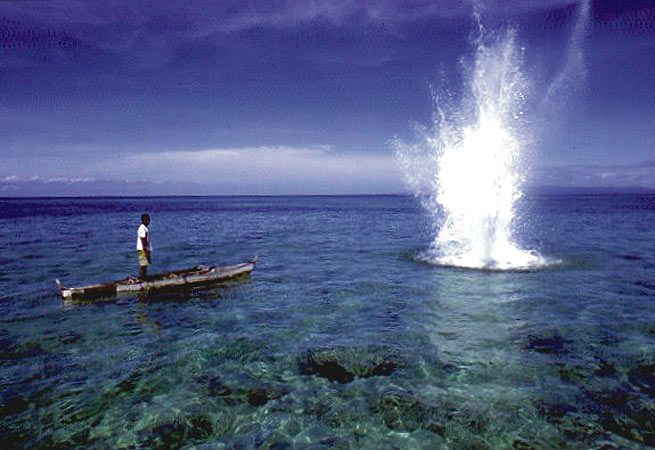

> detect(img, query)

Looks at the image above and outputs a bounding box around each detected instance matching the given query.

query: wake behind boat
[56,257,257,301]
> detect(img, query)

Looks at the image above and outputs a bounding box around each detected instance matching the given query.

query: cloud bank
[4,146,654,197]
[1,146,405,196]
[531,160,655,190]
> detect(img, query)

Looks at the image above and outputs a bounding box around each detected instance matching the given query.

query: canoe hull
[57,260,256,301]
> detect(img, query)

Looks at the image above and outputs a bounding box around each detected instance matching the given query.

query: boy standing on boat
[137,214,152,279]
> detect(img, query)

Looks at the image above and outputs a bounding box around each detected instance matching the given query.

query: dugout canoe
[56,258,257,301]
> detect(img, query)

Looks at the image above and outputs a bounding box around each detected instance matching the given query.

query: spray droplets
[395,30,551,270]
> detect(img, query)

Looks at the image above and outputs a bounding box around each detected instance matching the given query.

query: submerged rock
[512,438,536,450]
[256,430,293,450]
[303,398,359,430]
[425,420,447,436]
[187,415,214,440]
[58,333,82,345]
[594,360,617,377]
[0,339,46,360]
[600,402,655,446]
[102,364,164,407]
[627,361,655,397]
[535,401,578,423]
[535,348,655,448]
[0,395,30,419]
[148,420,188,448]
[203,373,286,408]
[0,423,29,448]
[587,387,655,446]
[556,363,590,382]
[142,414,214,448]
[297,346,403,384]
[299,352,354,384]
[308,436,351,450]
[376,390,433,432]
[247,388,271,406]
[207,377,233,398]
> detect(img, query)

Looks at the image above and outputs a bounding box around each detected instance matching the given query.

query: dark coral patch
[627,361,655,397]
[376,391,433,432]
[247,389,270,406]
[535,400,577,423]
[143,415,214,448]
[298,347,403,384]
[594,360,617,377]
[299,352,354,384]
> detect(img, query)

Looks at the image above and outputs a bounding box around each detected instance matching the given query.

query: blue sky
[1,0,653,195]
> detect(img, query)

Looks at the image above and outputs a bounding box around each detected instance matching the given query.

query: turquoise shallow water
[1,195,655,449]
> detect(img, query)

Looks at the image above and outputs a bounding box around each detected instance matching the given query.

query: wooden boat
[56,258,257,301]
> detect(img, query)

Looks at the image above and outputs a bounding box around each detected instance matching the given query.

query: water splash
[544,0,590,107]
[395,28,552,270]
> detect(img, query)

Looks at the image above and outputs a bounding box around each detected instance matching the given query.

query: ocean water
[1,194,654,449]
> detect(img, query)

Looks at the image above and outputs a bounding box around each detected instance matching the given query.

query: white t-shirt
[136,224,151,251]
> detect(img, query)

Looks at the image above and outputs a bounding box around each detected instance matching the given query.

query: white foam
[395,29,554,270]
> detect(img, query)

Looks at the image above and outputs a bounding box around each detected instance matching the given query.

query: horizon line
[2,186,655,200]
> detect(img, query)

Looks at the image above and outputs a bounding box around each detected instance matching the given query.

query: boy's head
[141,213,151,225]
